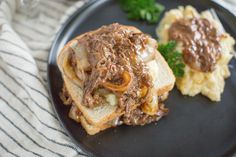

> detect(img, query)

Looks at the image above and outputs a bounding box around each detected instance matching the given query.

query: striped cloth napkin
[0,0,89,157]
[0,0,235,157]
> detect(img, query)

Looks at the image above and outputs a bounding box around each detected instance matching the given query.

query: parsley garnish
[158,41,185,77]
[119,0,165,24]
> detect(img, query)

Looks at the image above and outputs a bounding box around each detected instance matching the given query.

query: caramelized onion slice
[141,103,159,116]
[140,85,148,98]
[141,94,158,116]
[102,71,132,92]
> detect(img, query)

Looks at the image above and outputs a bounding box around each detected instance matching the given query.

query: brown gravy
[168,18,222,72]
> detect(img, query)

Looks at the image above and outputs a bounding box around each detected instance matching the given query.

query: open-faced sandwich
[157,6,235,101]
[57,23,175,135]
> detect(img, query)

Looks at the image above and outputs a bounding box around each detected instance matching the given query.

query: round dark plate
[48,0,236,157]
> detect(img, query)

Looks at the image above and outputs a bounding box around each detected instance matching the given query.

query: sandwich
[58,23,175,135]
[157,6,235,101]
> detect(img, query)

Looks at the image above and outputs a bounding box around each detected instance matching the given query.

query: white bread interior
[148,49,175,96]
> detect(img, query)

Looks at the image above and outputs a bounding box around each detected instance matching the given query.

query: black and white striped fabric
[0,0,88,156]
[0,0,235,157]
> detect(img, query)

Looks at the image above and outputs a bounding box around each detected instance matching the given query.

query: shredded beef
[122,108,157,125]
[76,23,152,109]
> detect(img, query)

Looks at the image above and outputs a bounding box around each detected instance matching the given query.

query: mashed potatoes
[156,6,235,101]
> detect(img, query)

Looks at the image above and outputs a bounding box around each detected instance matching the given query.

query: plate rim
[47,0,236,157]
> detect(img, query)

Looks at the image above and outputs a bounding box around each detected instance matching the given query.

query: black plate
[48,0,236,156]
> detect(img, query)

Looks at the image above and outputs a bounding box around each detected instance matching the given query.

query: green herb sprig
[119,0,165,24]
[158,41,185,77]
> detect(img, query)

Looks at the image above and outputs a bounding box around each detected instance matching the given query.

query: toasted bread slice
[147,50,175,96]
[63,75,123,126]
[68,100,113,135]
[80,116,112,135]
